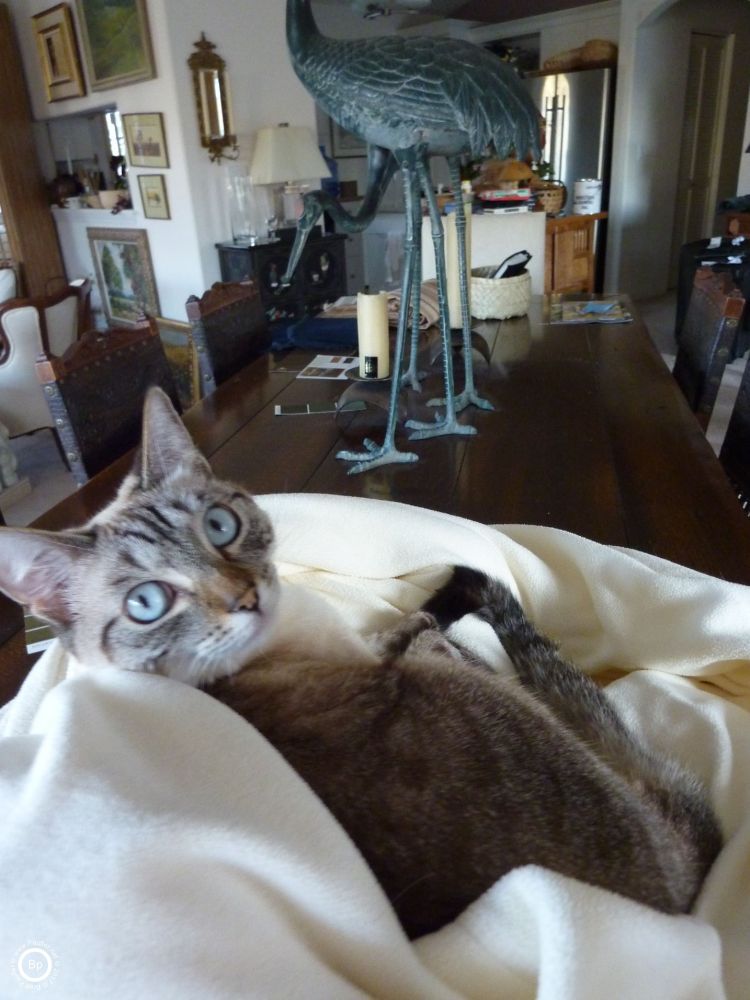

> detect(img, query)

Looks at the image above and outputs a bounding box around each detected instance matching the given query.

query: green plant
[532,160,555,182]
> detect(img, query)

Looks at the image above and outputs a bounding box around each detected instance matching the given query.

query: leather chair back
[36,318,180,486]
[185,280,269,397]
[672,268,746,430]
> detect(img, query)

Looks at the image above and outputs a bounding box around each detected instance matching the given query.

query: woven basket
[531,181,566,216]
[470,270,531,321]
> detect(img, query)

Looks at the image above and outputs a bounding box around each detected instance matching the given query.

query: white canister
[356,290,390,379]
[572,179,603,215]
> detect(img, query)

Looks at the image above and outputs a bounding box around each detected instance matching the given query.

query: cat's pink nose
[232,587,259,613]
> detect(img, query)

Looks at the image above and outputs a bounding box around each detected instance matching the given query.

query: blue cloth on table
[271,316,358,352]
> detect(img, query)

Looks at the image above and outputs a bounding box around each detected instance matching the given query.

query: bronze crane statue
[286,0,540,474]
[283,143,427,392]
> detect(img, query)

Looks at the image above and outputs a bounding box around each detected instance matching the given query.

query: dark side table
[216,232,347,325]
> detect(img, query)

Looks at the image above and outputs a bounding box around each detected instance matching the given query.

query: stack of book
[476,187,532,214]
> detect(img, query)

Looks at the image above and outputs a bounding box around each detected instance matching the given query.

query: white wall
[608,0,750,298]
[8,0,319,319]
[10,0,204,319]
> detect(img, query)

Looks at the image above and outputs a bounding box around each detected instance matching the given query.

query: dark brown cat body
[0,389,722,940]
[208,581,721,938]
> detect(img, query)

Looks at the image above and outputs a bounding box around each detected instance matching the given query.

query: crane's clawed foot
[406,413,477,441]
[400,367,425,392]
[428,389,495,413]
[336,438,419,475]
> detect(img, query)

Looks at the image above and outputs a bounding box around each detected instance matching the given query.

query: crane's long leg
[335,151,420,474]
[427,157,494,413]
[400,241,424,392]
[405,154,476,441]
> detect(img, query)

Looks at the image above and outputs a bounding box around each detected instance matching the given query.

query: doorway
[669,31,734,283]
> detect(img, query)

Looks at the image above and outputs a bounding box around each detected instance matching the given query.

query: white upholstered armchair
[0,280,91,439]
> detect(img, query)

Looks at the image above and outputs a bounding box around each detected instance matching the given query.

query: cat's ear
[137,386,211,489]
[0,528,92,627]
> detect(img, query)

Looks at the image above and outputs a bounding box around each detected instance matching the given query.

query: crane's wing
[295,34,540,159]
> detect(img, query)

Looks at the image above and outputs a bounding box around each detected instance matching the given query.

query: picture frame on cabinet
[138,174,170,220]
[75,0,155,91]
[87,227,160,326]
[31,3,86,102]
[122,113,169,168]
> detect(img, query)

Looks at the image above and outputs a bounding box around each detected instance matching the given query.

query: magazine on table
[550,299,634,325]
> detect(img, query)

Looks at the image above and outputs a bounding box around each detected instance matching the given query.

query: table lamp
[249,123,331,226]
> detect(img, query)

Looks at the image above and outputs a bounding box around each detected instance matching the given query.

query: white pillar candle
[357,290,390,379]
[445,211,472,330]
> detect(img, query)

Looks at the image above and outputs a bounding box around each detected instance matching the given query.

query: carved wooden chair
[719,356,750,516]
[185,280,270,397]
[672,268,746,430]
[0,279,92,440]
[35,318,180,486]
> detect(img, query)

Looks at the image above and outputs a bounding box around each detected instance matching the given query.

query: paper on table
[296,355,359,380]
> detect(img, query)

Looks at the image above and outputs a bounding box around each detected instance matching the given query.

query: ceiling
[341,0,604,25]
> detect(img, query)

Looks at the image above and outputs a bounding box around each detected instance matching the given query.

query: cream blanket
[1,493,749,999]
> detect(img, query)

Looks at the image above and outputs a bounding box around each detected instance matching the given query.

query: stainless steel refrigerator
[525,66,616,287]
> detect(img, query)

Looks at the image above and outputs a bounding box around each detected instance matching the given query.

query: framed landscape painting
[75,0,155,91]
[87,227,159,325]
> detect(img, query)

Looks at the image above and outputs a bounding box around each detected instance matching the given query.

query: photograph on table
[87,227,159,326]
[75,0,155,91]
[31,3,86,102]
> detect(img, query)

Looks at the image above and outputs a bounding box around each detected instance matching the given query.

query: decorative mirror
[188,33,238,162]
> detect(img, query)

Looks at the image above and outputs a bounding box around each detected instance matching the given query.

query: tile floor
[1,430,77,527]
[0,292,743,527]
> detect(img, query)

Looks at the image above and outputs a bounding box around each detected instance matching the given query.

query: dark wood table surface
[2,296,749,704]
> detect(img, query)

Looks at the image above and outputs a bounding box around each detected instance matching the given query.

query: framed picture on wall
[330,118,366,158]
[75,0,155,91]
[138,174,170,220]
[31,3,86,102]
[122,113,169,168]
[87,227,160,326]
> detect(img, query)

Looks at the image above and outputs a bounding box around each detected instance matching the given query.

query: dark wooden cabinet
[216,232,347,323]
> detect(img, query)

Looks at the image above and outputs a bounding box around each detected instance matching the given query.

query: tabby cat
[0,388,722,939]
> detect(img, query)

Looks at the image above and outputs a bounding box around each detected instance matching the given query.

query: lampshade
[250,124,331,185]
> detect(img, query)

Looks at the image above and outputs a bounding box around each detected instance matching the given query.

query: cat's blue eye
[204,504,240,548]
[125,581,174,624]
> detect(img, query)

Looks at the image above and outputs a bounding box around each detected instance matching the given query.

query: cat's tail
[424,566,723,891]
[426,567,668,756]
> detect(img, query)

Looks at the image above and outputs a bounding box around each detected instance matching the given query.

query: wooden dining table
[1,295,749,703]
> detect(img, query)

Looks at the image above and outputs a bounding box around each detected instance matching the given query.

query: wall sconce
[188,33,239,163]
[249,123,330,224]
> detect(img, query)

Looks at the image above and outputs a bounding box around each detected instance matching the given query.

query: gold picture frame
[87,227,160,326]
[138,174,170,220]
[122,112,169,168]
[31,3,86,103]
[75,0,155,92]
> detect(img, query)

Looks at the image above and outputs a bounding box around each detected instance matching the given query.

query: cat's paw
[372,610,439,658]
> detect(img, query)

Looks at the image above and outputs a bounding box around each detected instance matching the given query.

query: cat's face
[0,389,280,686]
